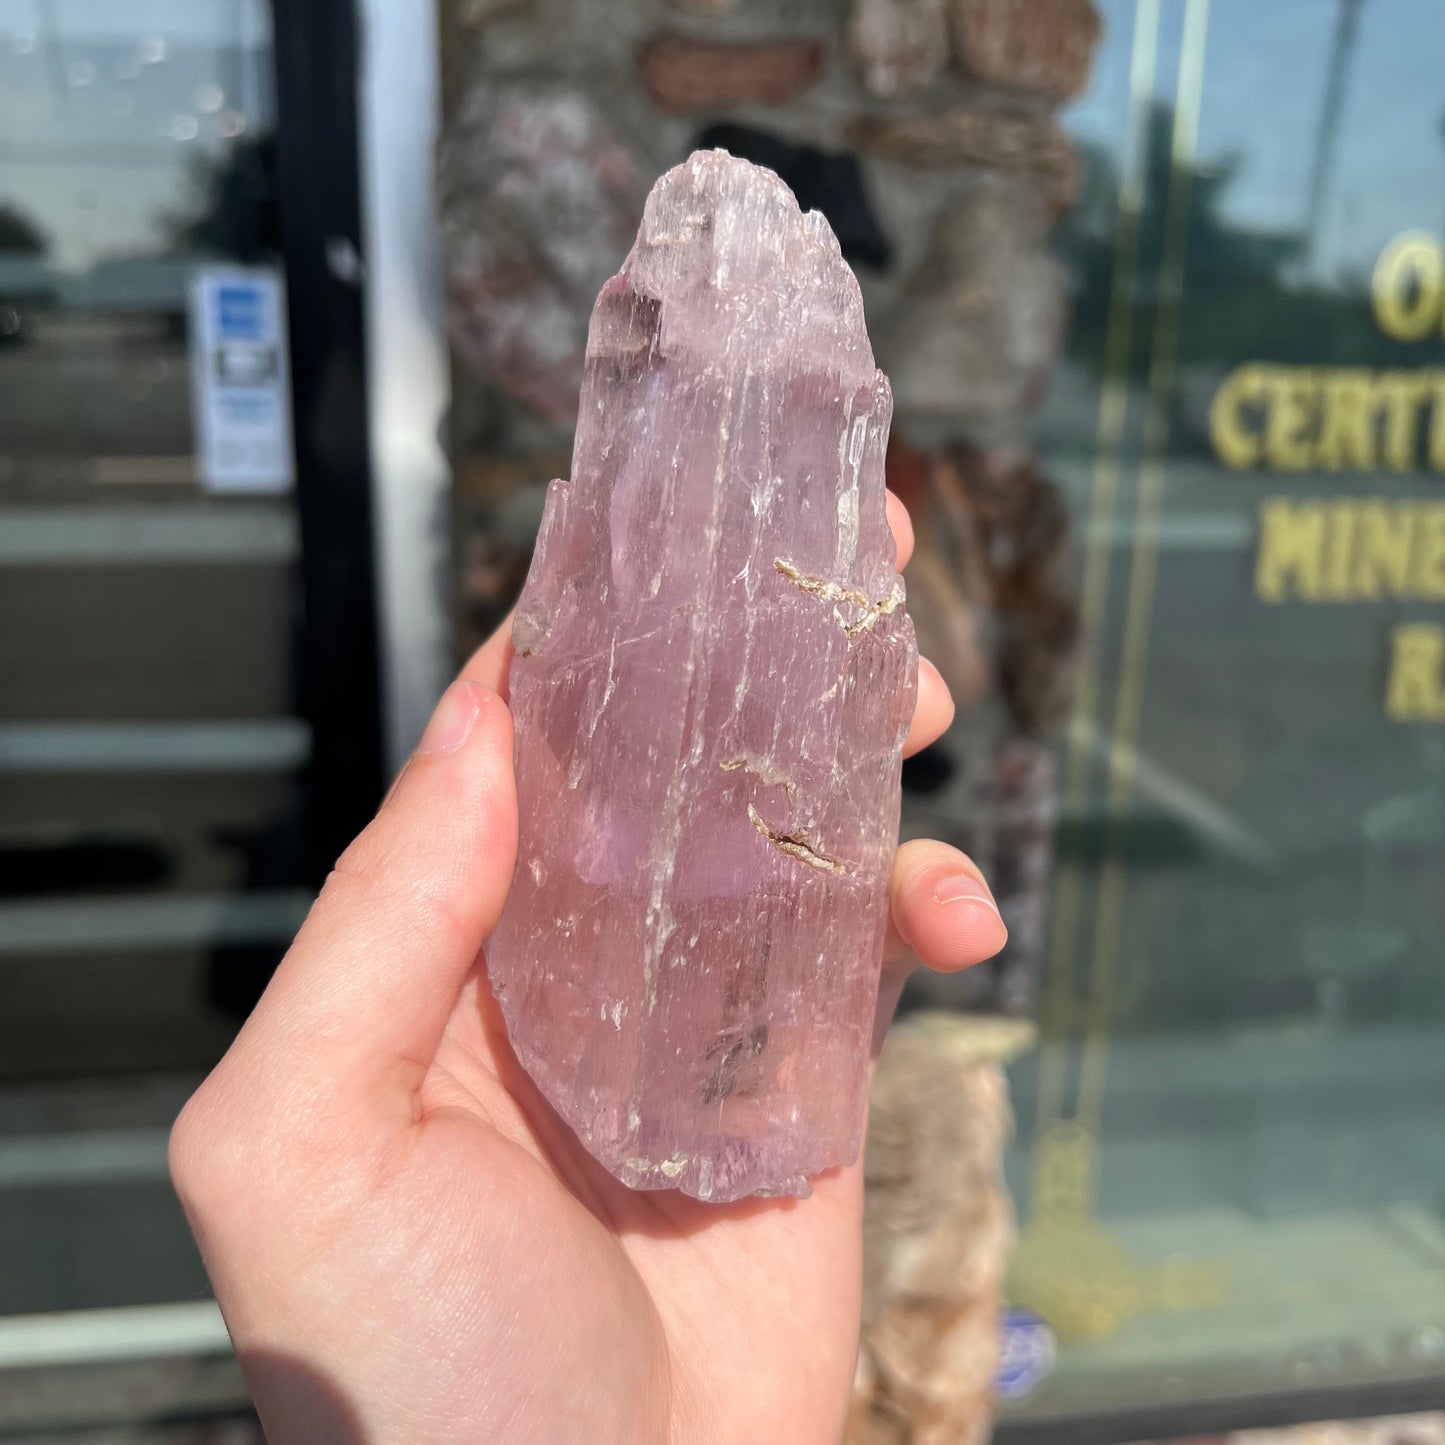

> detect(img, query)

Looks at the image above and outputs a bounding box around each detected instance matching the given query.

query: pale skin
[170,492,1007,1445]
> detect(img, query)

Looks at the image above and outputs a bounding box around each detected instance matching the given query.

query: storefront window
[997,0,1445,1418]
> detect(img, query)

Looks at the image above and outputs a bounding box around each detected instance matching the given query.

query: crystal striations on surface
[487,150,917,1204]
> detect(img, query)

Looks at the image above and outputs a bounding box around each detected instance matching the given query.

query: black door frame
[270,0,386,880]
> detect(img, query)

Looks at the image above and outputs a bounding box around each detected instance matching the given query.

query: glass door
[0,0,379,1357]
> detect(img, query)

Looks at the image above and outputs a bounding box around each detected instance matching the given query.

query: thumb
[230,680,518,1114]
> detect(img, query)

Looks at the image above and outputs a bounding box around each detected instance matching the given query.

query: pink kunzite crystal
[487,150,917,1203]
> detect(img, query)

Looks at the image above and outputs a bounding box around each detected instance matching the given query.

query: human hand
[170,492,1006,1445]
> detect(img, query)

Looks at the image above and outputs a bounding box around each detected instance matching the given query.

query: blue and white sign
[996,1307,1056,1401]
[189,266,295,494]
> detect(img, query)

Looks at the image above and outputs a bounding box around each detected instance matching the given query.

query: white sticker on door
[189,266,295,494]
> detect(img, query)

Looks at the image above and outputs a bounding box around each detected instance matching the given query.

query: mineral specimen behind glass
[487,151,917,1203]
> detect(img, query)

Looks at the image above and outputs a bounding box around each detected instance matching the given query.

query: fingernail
[933,871,1000,912]
[417,681,484,756]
